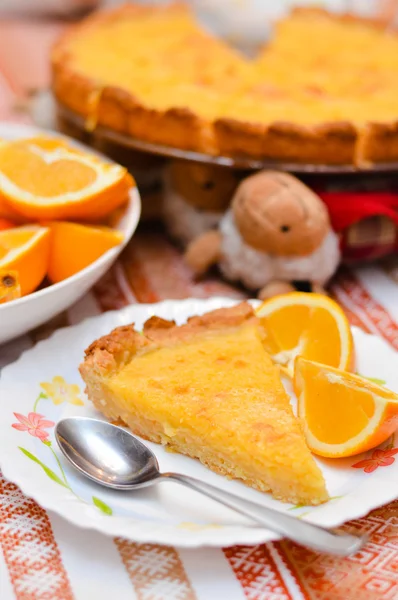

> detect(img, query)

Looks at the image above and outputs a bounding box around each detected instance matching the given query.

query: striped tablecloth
[0,15,398,600]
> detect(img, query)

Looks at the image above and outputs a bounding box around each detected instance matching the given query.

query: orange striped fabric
[115,540,196,600]
[0,472,74,600]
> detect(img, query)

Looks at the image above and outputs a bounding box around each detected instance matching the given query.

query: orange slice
[295,357,398,458]
[0,136,134,221]
[48,221,124,283]
[0,270,21,303]
[0,225,50,295]
[0,218,16,231]
[256,292,354,376]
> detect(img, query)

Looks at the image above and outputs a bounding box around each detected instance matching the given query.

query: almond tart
[79,303,328,505]
[53,4,398,166]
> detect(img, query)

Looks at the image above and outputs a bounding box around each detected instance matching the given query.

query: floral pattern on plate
[11,380,113,516]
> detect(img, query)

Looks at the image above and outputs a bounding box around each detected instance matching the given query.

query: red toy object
[316,190,398,263]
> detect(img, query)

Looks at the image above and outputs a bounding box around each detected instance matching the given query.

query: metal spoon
[55,417,366,556]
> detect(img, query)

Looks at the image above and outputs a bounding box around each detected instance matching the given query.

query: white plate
[0,297,397,548]
[0,122,141,344]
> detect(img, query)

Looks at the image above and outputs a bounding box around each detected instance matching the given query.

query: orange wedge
[0,225,50,295]
[294,357,398,458]
[256,292,354,376]
[0,270,21,303]
[0,136,134,221]
[48,221,124,283]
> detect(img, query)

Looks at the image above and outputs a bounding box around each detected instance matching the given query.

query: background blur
[0,1,396,64]
[0,0,396,19]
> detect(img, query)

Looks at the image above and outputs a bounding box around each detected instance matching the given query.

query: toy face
[169,160,240,211]
[232,171,330,257]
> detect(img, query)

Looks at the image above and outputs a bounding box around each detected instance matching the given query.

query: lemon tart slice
[80,303,328,505]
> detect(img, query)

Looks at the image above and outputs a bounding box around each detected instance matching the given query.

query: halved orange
[0,225,50,295]
[0,270,21,303]
[0,194,26,222]
[256,292,354,376]
[295,357,398,458]
[48,221,124,283]
[0,136,134,221]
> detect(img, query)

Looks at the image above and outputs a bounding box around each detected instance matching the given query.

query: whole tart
[52,4,398,165]
[79,302,328,505]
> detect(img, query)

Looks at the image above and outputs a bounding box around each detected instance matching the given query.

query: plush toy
[163,160,240,245]
[185,170,341,299]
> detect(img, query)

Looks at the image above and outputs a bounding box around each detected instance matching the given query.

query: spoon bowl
[56,417,160,489]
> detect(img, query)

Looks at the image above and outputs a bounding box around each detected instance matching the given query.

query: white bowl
[0,123,141,344]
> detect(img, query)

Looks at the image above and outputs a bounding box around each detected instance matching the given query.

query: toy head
[232,171,330,256]
[169,160,239,212]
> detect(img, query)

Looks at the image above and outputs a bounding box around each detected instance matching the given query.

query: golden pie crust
[52,4,398,166]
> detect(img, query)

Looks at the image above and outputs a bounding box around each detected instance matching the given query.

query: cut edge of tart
[52,4,398,166]
[79,302,329,506]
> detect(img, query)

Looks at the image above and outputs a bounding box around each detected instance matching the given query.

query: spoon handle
[162,472,366,556]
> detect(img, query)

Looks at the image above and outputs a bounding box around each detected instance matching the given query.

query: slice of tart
[80,303,328,505]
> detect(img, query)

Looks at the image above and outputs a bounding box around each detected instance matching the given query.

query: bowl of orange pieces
[0,124,141,344]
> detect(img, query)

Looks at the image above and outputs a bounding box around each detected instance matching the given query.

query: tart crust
[52,4,398,166]
[80,302,255,385]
